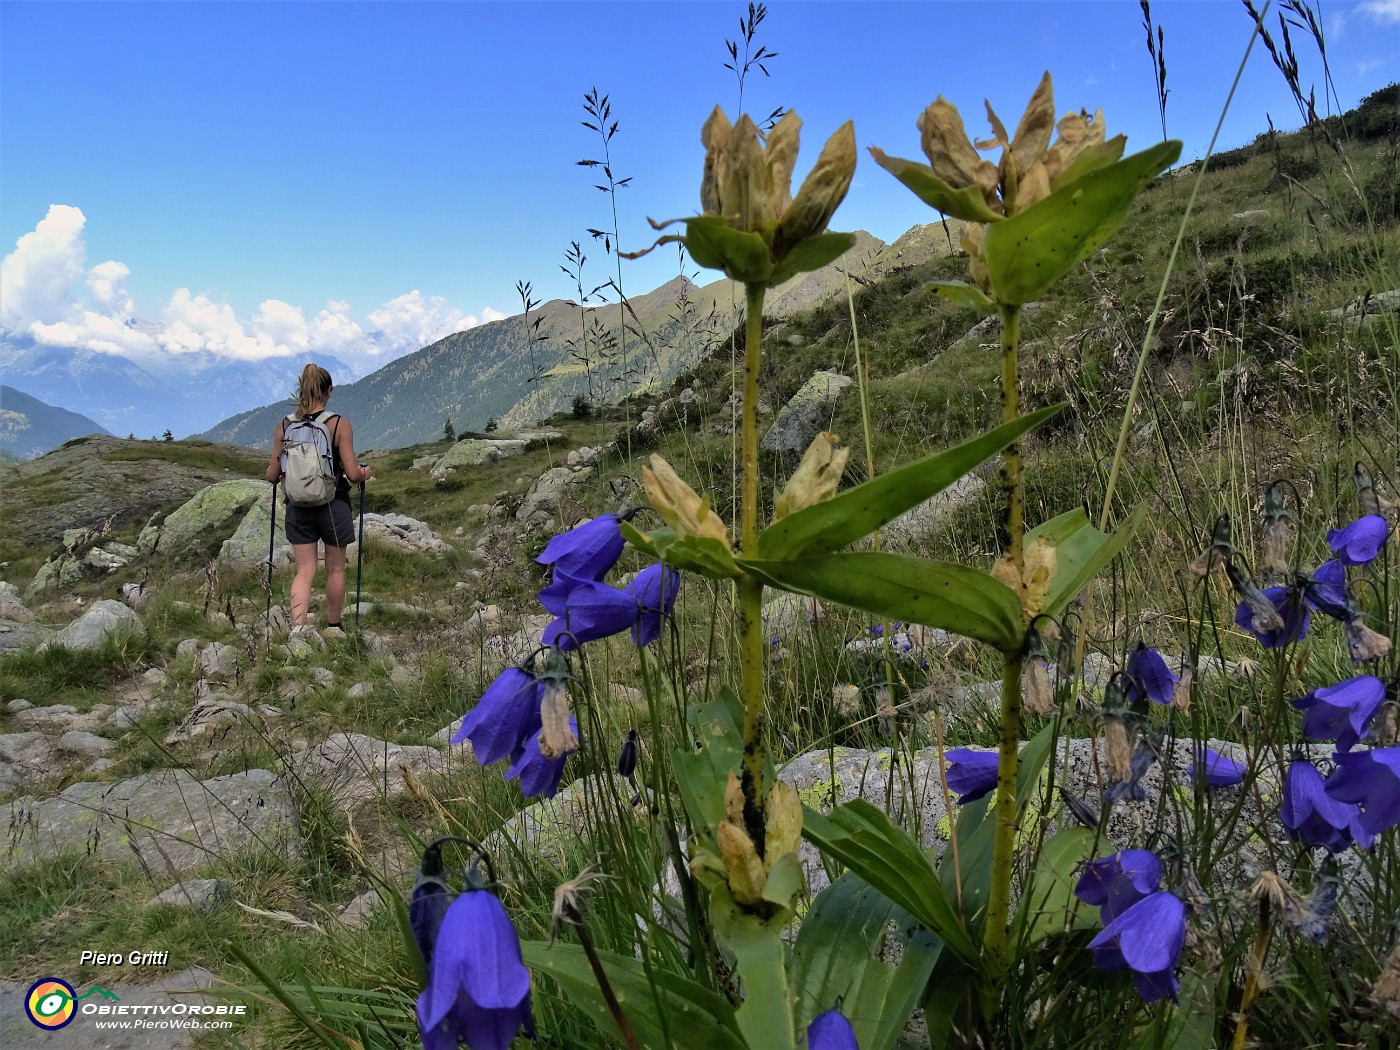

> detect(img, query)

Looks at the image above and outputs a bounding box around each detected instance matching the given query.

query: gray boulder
[0,732,67,791]
[285,733,447,811]
[761,371,854,452]
[144,878,231,912]
[194,641,244,685]
[0,582,32,622]
[0,619,52,653]
[148,479,268,558]
[516,466,593,526]
[879,472,987,547]
[44,600,143,652]
[1,768,300,874]
[218,486,290,570]
[26,553,83,597]
[431,439,528,476]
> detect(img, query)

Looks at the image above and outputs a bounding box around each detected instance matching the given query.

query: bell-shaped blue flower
[625,564,680,647]
[1292,675,1385,754]
[416,886,535,1050]
[1125,643,1178,705]
[1187,745,1246,788]
[1075,849,1162,923]
[1324,745,1400,842]
[944,749,999,804]
[1235,586,1309,648]
[454,667,543,767]
[1326,514,1389,567]
[808,1008,860,1050]
[1305,560,1351,621]
[1088,891,1187,1003]
[536,514,625,581]
[1280,759,1364,852]
[541,574,640,650]
[506,717,578,799]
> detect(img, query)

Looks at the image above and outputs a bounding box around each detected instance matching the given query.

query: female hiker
[265,363,373,637]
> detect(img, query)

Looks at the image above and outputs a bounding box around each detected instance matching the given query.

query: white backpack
[280,412,339,506]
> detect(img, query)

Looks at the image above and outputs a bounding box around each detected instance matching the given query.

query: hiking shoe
[322,626,346,640]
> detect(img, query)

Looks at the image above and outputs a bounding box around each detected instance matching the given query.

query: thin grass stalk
[983,300,1025,1011]
[738,282,769,843]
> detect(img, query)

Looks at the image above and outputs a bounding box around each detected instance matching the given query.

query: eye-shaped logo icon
[25,978,77,1029]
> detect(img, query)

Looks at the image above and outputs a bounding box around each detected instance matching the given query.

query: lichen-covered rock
[761,370,854,452]
[26,553,84,597]
[431,439,528,476]
[219,486,290,570]
[43,599,143,652]
[152,479,268,560]
[0,768,300,873]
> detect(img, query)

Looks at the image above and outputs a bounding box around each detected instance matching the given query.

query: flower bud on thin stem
[1226,558,1285,633]
[1347,617,1393,664]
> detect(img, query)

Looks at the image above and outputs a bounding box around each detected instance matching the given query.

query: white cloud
[1,205,498,374]
[0,204,89,332]
[1360,0,1400,24]
[366,290,479,357]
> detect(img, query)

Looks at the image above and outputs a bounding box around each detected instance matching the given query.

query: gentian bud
[773,432,848,520]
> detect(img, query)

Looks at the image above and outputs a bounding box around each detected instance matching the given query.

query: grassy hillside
[2,82,1398,1050]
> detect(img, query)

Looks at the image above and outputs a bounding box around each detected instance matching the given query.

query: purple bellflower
[540,574,639,650]
[1324,745,1400,842]
[1280,759,1367,852]
[1327,514,1389,567]
[506,716,579,799]
[1235,586,1310,648]
[1125,643,1178,705]
[1188,746,1247,788]
[1305,560,1352,621]
[624,564,680,647]
[808,1009,860,1050]
[536,514,625,581]
[455,667,543,767]
[1075,850,1162,923]
[416,876,536,1050]
[1292,675,1386,753]
[944,749,999,804]
[1088,890,1187,1003]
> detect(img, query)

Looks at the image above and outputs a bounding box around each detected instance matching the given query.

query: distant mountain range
[0,335,353,442]
[0,385,111,460]
[1,220,961,455]
[197,222,963,451]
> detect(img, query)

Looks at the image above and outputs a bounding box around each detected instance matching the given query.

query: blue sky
[2,0,1397,375]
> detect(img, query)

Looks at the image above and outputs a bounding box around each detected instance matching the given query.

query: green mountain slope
[0,385,112,460]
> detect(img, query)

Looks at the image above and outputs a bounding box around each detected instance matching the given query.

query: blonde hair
[295,364,333,415]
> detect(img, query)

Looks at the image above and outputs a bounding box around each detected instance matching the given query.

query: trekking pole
[355,467,366,630]
[265,479,278,650]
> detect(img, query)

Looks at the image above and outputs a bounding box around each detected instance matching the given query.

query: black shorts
[284,497,356,548]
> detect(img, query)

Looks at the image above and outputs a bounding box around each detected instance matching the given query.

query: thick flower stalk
[873,73,1181,1013]
[632,110,856,871]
